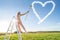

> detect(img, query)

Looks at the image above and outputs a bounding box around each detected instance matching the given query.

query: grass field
[0,32,60,40]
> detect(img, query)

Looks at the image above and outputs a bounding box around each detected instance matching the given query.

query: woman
[16,11,29,33]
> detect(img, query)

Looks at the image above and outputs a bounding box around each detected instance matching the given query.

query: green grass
[0,32,60,40]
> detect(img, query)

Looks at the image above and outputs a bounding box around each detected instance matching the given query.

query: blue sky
[0,0,60,32]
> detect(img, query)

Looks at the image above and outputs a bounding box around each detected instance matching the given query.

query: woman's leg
[17,23,22,40]
[17,23,22,33]
[20,22,26,32]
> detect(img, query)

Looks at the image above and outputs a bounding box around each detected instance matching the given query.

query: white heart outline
[31,1,56,24]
